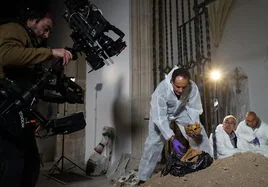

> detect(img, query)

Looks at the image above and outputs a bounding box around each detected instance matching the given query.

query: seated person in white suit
[210,115,244,158]
[236,111,268,157]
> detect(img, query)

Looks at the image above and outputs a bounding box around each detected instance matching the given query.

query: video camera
[0,0,127,138]
[63,0,127,72]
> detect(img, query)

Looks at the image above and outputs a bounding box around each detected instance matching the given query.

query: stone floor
[36,162,113,187]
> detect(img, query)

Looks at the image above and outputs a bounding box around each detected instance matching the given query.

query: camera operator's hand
[52,48,73,65]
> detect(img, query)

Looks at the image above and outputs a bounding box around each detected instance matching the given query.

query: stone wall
[131,0,154,161]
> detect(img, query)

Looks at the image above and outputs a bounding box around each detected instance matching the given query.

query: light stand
[48,102,86,174]
[212,82,218,159]
[210,70,221,160]
[94,83,103,147]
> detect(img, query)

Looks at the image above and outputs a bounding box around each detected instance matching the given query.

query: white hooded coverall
[209,124,244,159]
[138,66,213,181]
[236,120,268,157]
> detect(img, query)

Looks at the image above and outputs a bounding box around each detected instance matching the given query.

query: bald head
[245,111,258,128]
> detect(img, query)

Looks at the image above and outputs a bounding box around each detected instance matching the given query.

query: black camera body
[0,61,85,138]
[63,0,127,71]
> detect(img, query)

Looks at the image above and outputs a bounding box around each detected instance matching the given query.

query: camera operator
[0,7,73,187]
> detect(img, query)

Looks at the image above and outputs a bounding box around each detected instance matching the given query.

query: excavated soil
[142,152,268,187]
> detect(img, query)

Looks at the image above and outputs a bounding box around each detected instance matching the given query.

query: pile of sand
[142,152,268,187]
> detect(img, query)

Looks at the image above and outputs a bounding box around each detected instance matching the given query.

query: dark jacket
[0,22,53,78]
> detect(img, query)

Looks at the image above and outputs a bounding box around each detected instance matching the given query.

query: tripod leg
[39,154,44,167]
[48,131,86,174]
[63,156,86,172]
[49,156,63,173]
[49,133,66,173]
[40,159,44,167]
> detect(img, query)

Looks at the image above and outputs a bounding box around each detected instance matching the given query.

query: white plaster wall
[212,0,268,122]
[85,0,131,163]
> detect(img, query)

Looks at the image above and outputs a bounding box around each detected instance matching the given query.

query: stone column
[130,0,154,168]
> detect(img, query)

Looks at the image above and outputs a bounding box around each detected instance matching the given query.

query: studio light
[210,70,221,81]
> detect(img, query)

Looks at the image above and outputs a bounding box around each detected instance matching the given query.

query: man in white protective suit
[209,115,245,159]
[236,111,268,157]
[137,66,213,184]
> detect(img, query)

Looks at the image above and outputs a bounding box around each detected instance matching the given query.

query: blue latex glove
[171,138,185,156]
[253,137,260,146]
